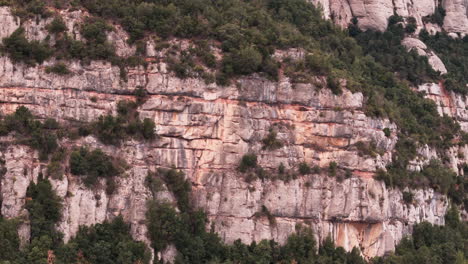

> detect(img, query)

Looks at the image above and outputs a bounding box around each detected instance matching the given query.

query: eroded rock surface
[0,6,457,260]
[311,0,468,34]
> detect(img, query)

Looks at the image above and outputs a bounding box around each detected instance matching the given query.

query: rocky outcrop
[197,172,447,258]
[401,38,448,74]
[0,51,446,259]
[312,0,468,35]
[0,6,456,260]
[443,0,468,35]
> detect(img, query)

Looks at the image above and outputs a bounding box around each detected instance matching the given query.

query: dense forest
[0,0,466,263]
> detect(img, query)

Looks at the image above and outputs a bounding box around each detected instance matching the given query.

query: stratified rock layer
[0,5,458,260]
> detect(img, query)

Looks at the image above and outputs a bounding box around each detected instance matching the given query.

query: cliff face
[0,5,461,260]
[312,0,468,34]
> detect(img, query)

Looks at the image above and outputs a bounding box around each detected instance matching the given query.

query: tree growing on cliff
[1,27,52,65]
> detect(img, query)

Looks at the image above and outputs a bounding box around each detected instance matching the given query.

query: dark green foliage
[146,201,180,253]
[84,100,156,145]
[47,16,67,34]
[145,171,164,196]
[383,128,391,137]
[45,62,71,75]
[257,205,276,226]
[298,162,311,175]
[305,54,332,75]
[11,0,51,19]
[92,114,126,145]
[1,27,52,65]
[79,18,115,61]
[158,168,191,213]
[47,161,63,180]
[422,7,446,26]
[0,218,20,262]
[352,16,438,86]
[262,129,283,150]
[328,161,337,177]
[376,159,465,204]
[70,147,120,187]
[355,141,382,158]
[405,17,417,34]
[402,191,413,204]
[326,75,341,95]
[25,176,62,245]
[56,217,150,264]
[238,153,258,173]
[0,106,59,160]
[420,31,468,94]
[224,47,263,75]
[372,207,468,264]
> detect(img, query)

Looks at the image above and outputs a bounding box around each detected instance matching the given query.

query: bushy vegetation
[0,106,59,160]
[56,217,150,264]
[420,31,468,94]
[70,147,121,189]
[372,207,467,264]
[45,62,71,75]
[157,168,192,213]
[1,27,52,65]
[47,16,67,34]
[80,100,156,145]
[25,175,63,245]
[376,159,466,205]
[298,161,311,175]
[238,153,258,173]
[262,128,283,150]
[0,217,20,262]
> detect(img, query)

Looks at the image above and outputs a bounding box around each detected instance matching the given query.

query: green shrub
[328,161,337,177]
[238,154,258,173]
[45,62,71,75]
[158,168,191,212]
[224,47,263,75]
[262,129,283,150]
[56,217,150,264]
[355,141,382,158]
[0,218,20,262]
[372,209,467,264]
[326,75,341,95]
[85,101,156,145]
[25,175,62,245]
[305,54,331,75]
[47,16,67,34]
[278,163,286,174]
[47,161,63,180]
[298,162,311,175]
[146,201,181,253]
[70,147,120,187]
[383,128,391,137]
[2,28,52,65]
[402,191,413,204]
[0,106,59,160]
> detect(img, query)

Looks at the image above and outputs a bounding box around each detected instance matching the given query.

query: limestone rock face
[311,0,468,34]
[443,0,468,35]
[0,50,445,258]
[0,6,457,260]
